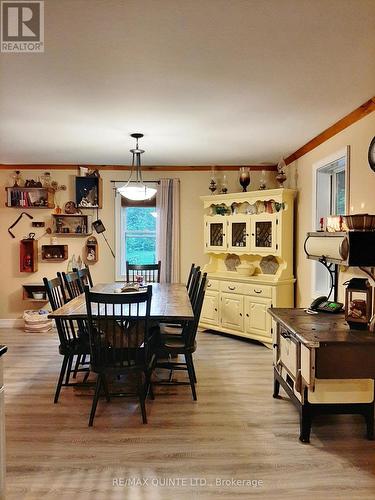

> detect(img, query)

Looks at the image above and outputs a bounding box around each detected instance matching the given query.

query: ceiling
[0,0,374,166]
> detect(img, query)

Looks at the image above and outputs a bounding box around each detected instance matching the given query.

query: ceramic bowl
[236,263,255,276]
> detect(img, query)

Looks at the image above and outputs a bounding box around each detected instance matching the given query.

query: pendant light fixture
[117,133,157,201]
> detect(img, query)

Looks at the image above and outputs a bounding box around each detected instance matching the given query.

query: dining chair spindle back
[43,276,90,403]
[84,285,157,426]
[126,261,161,284]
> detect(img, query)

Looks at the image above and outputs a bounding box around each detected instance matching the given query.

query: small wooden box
[41,245,68,261]
[20,238,38,272]
[85,236,98,264]
[22,284,47,301]
[75,176,102,209]
[6,187,54,208]
[52,214,92,236]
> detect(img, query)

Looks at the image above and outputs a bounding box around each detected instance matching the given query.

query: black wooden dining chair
[61,271,89,378]
[186,263,195,291]
[188,265,201,306]
[61,271,84,300]
[155,273,207,400]
[43,276,90,403]
[159,266,201,334]
[73,265,93,288]
[126,261,161,283]
[84,285,157,426]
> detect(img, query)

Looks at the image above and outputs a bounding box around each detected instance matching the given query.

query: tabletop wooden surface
[269,308,375,347]
[48,282,194,321]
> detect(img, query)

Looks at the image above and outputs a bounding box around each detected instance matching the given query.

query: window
[315,157,346,230]
[312,147,349,298]
[115,183,158,281]
[124,206,156,265]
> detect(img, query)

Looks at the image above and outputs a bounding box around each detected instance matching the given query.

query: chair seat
[59,337,89,356]
[159,324,183,336]
[158,339,197,355]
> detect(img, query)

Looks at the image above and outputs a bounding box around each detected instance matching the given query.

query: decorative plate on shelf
[64,201,81,214]
[225,254,241,271]
[259,256,279,275]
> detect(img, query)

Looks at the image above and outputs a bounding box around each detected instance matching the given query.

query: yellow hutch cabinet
[200,188,296,347]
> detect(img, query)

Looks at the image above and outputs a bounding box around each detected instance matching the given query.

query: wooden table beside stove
[269,308,375,443]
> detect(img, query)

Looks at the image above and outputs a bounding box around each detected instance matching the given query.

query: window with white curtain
[115,183,158,281]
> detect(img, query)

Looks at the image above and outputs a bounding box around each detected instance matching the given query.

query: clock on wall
[369,136,375,172]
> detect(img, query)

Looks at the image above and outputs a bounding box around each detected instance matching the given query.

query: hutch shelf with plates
[199,188,296,347]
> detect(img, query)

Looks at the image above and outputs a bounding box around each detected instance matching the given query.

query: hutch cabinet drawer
[220,281,246,294]
[243,283,272,299]
[279,330,298,377]
[206,279,220,291]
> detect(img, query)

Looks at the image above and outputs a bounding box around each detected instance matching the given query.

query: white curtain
[157,178,180,283]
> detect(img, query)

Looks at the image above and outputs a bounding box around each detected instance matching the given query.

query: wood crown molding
[285,97,375,165]
[0,164,277,172]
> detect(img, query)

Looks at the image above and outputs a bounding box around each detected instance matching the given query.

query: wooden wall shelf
[20,238,38,273]
[41,245,68,261]
[75,176,102,209]
[22,284,47,301]
[6,187,54,208]
[52,214,92,236]
[85,236,98,264]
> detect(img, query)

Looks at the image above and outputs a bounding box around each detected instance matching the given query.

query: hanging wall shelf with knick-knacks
[85,236,98,264]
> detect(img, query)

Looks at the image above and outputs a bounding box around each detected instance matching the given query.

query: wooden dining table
[48,282,194,322]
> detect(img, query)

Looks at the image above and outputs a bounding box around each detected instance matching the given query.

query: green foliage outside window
[124,207,156,265]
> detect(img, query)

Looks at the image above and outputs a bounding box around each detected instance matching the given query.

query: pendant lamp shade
[117,133,157,201]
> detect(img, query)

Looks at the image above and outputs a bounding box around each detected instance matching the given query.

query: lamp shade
[117,184,157,201]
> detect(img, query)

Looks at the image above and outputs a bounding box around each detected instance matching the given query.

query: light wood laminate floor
[1,327,375,499]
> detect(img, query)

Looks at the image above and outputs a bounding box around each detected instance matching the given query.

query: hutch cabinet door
[221,292,244,331]
[250,214,279,255]
[201,291,220,325]
[245,296,272,337]
[227,216,251,252]
[204,216,227,252]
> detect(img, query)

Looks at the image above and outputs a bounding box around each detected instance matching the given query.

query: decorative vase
[259,169,266,190]
[209,178,217,194]
[239,167,250,192]
[209,166,217,194]
[12,170,24,187]
[276,172,287,187]
[276,157,287,187]
[220,174,228,194]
